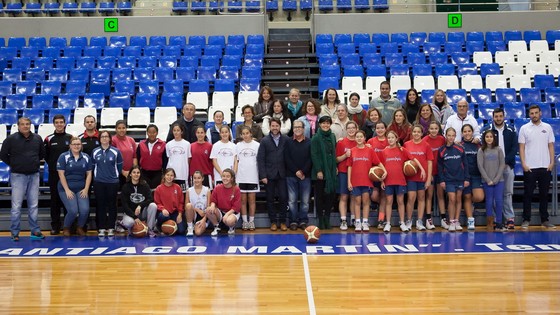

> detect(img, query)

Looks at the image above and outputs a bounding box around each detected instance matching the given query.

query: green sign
[104,18,119,32]
[448,13,462,28]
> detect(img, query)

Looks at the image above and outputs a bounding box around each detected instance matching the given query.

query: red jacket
[136,138,167,171]
[154,183,184,213]
[211,184,241,213]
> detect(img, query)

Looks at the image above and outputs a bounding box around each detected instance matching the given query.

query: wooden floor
[1,252,559,314]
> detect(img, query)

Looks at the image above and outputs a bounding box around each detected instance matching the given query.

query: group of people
[0,81,556,240]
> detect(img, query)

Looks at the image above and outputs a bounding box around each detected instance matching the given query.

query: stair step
[265,69,310,76]
[263,80,312,89]
[268,46,310,54]
[268,40,310,48]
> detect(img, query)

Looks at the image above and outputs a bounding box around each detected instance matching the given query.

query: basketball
[368,166,386,182]
[131,221,148,238]
[303,225,321,243]
[161,220,178,236]
[403,160,418,176]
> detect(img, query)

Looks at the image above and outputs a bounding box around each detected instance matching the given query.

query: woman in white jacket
[262,99,292,136]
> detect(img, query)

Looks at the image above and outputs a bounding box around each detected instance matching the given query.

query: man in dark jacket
[44,114,72,235]
[0,117,46,241]
[482,108,518,229]
[166,102,204,143]
[284,120,312,230]
[257,117,289,231]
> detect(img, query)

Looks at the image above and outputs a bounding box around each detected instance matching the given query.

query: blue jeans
[286,176,311,224]
[10,172,40,236]
[502,166,515,220]
[58,184,90,228]
[483,181,504,224]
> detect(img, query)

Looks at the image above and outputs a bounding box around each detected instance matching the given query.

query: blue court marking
[0,231,559,257]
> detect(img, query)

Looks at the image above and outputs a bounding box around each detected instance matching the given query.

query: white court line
[302,253,316,315]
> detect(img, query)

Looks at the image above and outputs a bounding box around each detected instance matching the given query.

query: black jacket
[0,132,45,174]
[257,133,289,180]
[166,117,204,143]
[44,132,72,171]
[284,137,312,178]
[121,180,154,219]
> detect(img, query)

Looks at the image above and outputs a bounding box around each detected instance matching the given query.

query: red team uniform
[348,146,381,187]
[422,135,445,176]
[379,146,414,186]
[403,140,433,183]
[335,137,357,174]
[367,137,389,155]
[190,142,213,177]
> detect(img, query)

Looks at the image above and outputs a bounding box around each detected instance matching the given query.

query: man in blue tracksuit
[481,108,518,229]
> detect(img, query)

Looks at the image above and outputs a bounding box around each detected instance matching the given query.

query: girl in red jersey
[380,131,426,233]
[422,121,446,230]
[366,121,389,229]
[154,168,187,235]
[335,121,358,230]
[190,125,213,188]
[404,124,433,231]
[347,130,385,233]
[206,169,241,236]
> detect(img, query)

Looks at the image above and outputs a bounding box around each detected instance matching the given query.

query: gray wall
[0,15,268,39]
[313,11,560,36]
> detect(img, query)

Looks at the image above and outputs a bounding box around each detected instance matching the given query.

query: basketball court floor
[0,229,559,314]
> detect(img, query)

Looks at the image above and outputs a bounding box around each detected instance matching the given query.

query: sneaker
[11,234,19,242]
[467,218,475,230]
[115,220,126,233]
[50,229,60,235]
[506,219,515,230]
[355,223,362,233]
[107,229,115,237]
[148,229,158,237]
[542,221,556,229]
[405,220,412,230]
[377,220,385,230]
[521,220,530,229]
[228,227,235,235]
[448,220,456,232]
[441,218,449,230]
[426,218,435,230]
[249,221,256,231]
[186,227,194,237]
[399,222,410,232]
[361,222,370,232]
[455,222,463,231]
[340,220,348,231]
[270,223,278,231]
[494,222,507,232]
[289,223,298,231]
[383,222,391,233]
[211,226,221,236]
[98,229,106,237]
[416,220,426,231]
[350,218,355,227]
[30,231,45,240]
[242,221,250,231]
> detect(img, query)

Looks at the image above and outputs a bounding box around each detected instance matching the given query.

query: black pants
[94,181,119,230]
[265,177,288,224]
[49,170,66,230]
[314,180,336,217]
[143,170,162,189]
[522,168,551,222]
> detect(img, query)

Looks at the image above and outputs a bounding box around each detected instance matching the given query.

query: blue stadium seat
[34,57,54,70]
[163,80,184,93]
[97,56,116,68]
[83,93,105,109]
[222,55,242,68]
[487,41,506,54]
[138,80,159,94]
[372,33,389,45]
[48,108,71,124]
[214,79,235,92]
[109,92,131,109]
[318,0,333,12]
[169,36,187,46]
[316,34,333,45]
[89,79,111,96]
[428,32,446,45]
[395,89,407,104]
[26,68,46,82]
[163,46,182,58]
[444,42,463,55]
[0,162,10,185]
[23,108,44,125]
[358,43,377,56]
[154,68,174,82]
[429,53,448,65]
[470,88,492,104]
[246,44,264,56]
[112,68,132,82]
[447,32,465,43]
[320,65,341,79]
[546,30,560,45]
[457,63,477,76]
[208,36,226,49]
[379,43,398,55]
[504,30,523,43]
[420,89,435,103]
[116,1,132,14]
[534,75,555,90]
[69,69,90,82]
[241,66,262,79]
[114,80,135,94]
[446,89,467,104]
[466,41,485,54]
[334,34,352,48]
[523,30,542,43]
[135,93,158,109]
[91,68,111,81]
[226,0,242,12]
[20,47,39,59]
[209,0,224,13]
[412,64,432,77]
[6,94,28,109]
[122,46,141,58]
[340,53,360,68]
[118,56,137,68]
[336,0,352,11]
[28,37,47,48]
[467,31,484,42]
[79,1,97,14]
[390,64,409,76]
[535,102,552,118]
[495,88,517,104]
[41,81,62,95]
[423,42,441,54]
[65,80,87,94]
[245,0,261,12]
[76,57,95,69]
[353,33,370,48]
[384,53,403,66]
[16,81,36,96]
[189,79,210,93]
[0,81,12,96]
[451,52,470,64]
[191,0,206,12]
[176,67,196,82]
[410,32,427,45]
[160,92,183,109]
[244,55,263,67]
[173,1,189,13]
[12,57,31,70]
[6,2,23,15]
[344,65,364,78]
[391,33,408,44]
[159,56,178,68]
[43,2,60,14]
[373,0,388,10]
[316,43,335,56]
[98,1,116,14]
[138,56,157,68]
[2,69,23,82]
[0,109,18,125]
[365,64,386,77]
[247,34,265,46]
[62,2,79,14]
[84,46,103,58]
[57,93,80,109]
[127,36,146,48]
[47,69,68,83]
[519,88,542,104]
[318,77,339,95]
[218,66,239,81]
[239,77,260,91]
[133,68,154,82]
[480,63,500,78]
[90,36,108,47]
[8,37,26,49]
[144,45,163,57]
[224,45,244,57]
[545,87,560,103]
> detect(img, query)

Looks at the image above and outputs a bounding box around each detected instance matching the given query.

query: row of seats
[0,0,133,16]
[316,30,560,47]
[0,35,264,48]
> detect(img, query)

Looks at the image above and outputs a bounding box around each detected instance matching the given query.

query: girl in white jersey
[185,171,211,236]
[166,122,192,192]
[210,125,236,186]
[234,126,260,231]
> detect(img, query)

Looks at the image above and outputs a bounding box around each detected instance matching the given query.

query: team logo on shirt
[385,157,402,162]
[170,147,186,155]
[130,192,145,204]
[541,130,547,133]
[217,148,234,157]
[238,148,256,158]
